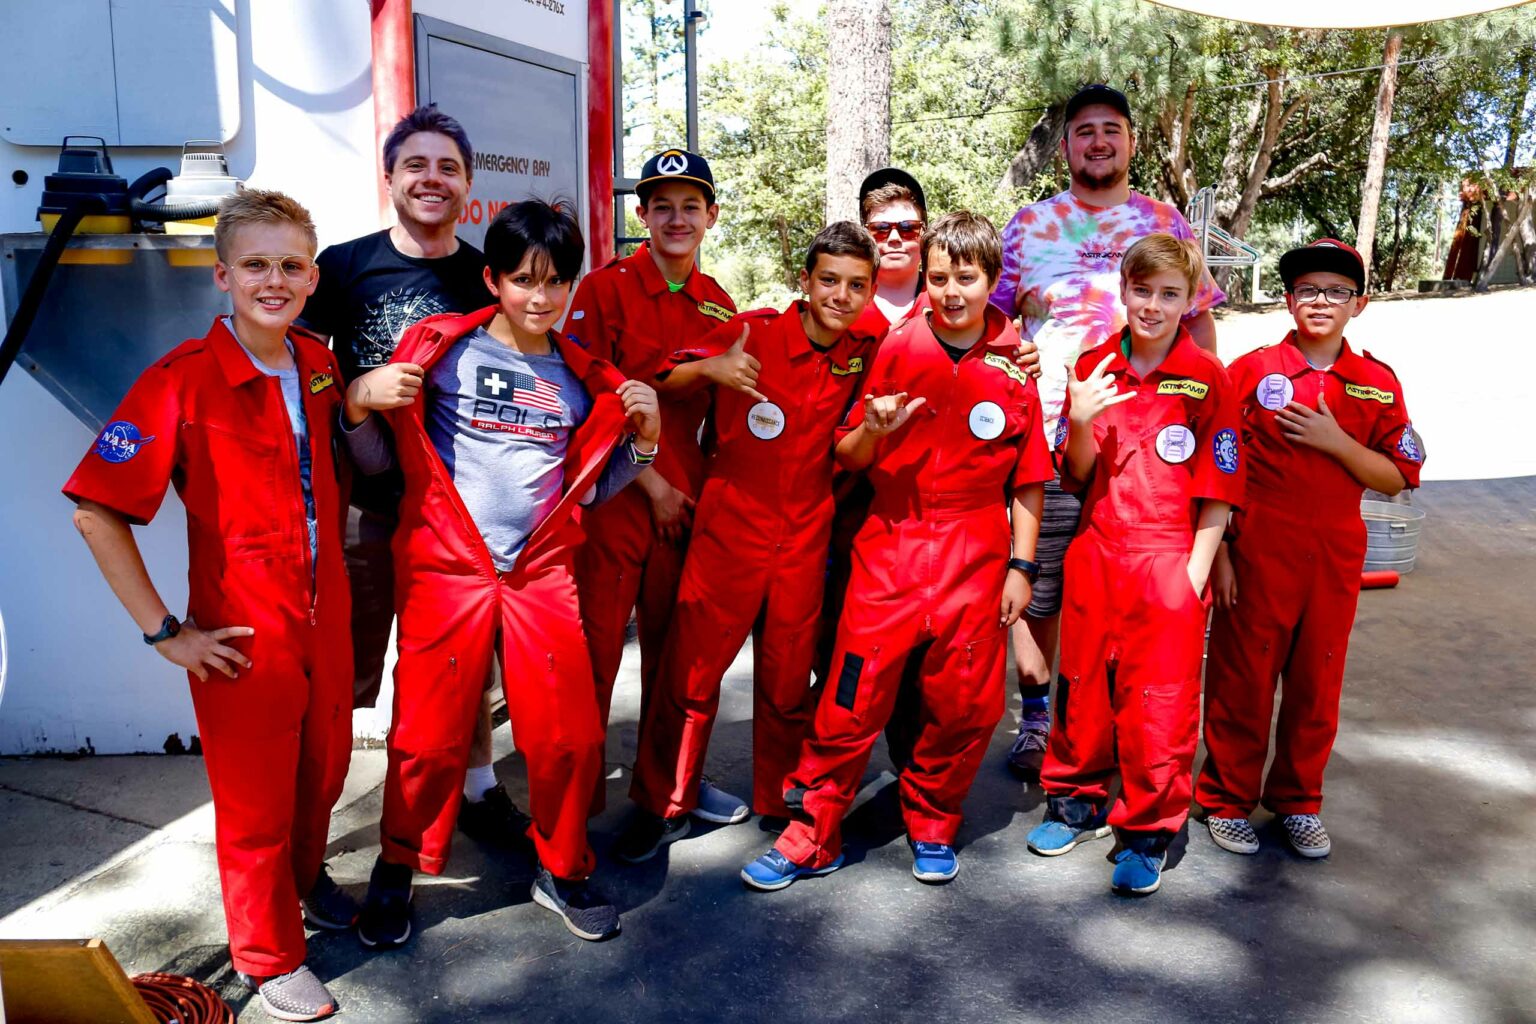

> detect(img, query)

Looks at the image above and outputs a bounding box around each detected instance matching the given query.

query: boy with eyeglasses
[64,190,354,1020]
[1198,239,1422,860]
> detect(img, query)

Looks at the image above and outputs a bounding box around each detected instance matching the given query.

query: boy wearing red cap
[1026,233,1242,897]
[1198,239,1422,859]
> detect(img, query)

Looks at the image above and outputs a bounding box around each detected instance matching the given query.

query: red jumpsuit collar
[204,316,330,389]
[1105,325,1206,381]
[1275,330,1371,382]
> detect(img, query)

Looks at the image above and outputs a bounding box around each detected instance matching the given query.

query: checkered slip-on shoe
[1206,816,1260,855]
[1282,814,1332,858]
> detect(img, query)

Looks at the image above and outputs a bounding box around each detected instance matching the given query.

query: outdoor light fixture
[1147,0,1532,28]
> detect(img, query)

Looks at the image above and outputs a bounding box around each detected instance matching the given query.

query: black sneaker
[531,865,621,941]
[357,856,413,949]
[300,864,358,931]
[458,781,534,848]
[238,964,337,1022]
[614,810,690,864]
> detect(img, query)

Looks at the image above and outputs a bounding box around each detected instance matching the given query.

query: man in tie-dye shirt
[988,84,1225,780]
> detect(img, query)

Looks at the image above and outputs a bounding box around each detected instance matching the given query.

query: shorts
[1024,476,1083,619]
[345,503,398,709]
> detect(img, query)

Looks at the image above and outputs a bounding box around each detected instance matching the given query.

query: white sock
[463,763,497,802]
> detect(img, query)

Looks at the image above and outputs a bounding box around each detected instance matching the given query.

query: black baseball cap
[1065,84,1133,126]
[1279,238,1367,292]
[636,148,715,204]
[858,167,927,218]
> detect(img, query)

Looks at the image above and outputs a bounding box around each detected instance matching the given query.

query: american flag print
[510,370,563,414]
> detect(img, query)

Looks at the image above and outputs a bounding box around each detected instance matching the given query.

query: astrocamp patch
[983,352,1030,386]
[1344,383,1395,405]
[1157,378,1209,400]
[697,301,733,323]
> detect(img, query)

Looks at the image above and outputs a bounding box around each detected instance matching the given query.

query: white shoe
[1206,816,1260,855]
[1282,814,1331,858]
[692,778,750,824]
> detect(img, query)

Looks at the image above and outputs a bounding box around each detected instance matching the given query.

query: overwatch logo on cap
[637,148,716,203]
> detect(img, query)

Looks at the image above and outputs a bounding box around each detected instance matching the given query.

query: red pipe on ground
[588,0,616,267]
[371,0,417,225]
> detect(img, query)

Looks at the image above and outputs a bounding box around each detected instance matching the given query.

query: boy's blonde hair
[1120,233,1203,297]
[213,188,318,261]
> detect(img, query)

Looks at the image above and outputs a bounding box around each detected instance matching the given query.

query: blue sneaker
[740,849,845,892]
[1110,847,1167,896]
[1026,818,1112,856]
[910,841,959,884]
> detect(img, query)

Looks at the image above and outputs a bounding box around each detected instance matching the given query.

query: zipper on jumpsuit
[268,374,318,627]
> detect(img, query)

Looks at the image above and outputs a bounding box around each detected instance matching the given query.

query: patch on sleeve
[1052,414,1069,450]
[1396,424,1422,462]
[697,300,733,323]
[308,372,334,394]
[1344,383,1395,405]
[983,351,1031,386]
[1213,427,1240,475]
[95,420,156,463]
[1156,377,1209,400]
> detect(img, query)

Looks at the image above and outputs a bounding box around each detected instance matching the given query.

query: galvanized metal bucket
[1361,499,1426,574]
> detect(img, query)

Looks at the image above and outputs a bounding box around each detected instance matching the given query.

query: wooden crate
[0,939,156,1024]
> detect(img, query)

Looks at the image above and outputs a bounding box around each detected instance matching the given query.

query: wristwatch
[143,614,182,646]
[1007,557,1041,582]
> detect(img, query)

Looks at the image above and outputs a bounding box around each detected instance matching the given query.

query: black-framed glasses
[1291,284,1360,305]
[866,220,923,241]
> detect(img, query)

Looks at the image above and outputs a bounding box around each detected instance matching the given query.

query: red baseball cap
[1279,238,1366,292]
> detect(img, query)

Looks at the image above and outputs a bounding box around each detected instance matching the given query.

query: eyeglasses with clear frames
[227,254,316,284]
[1291,284,1360,305]
[865,220,923,241]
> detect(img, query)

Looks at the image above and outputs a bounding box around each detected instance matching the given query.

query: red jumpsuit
[777,307,1054,868]
[376,307,629,881]
[1197,333,1421,819]
[63,319,353,978]
[565,244,735,736]
[1040,328,1243,842]
[630,302,879,819]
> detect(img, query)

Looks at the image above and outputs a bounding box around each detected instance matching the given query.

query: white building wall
[0,2,589,753]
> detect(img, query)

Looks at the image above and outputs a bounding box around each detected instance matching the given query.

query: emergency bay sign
[414,16,584,250]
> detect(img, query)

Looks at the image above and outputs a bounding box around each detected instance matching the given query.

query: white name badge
[969,400,1006,440]
[747,401,786,440]
[1256,372,1295,411]
[1155,423,1195,464]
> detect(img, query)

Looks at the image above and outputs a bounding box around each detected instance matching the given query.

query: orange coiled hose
[131,972,234,1024]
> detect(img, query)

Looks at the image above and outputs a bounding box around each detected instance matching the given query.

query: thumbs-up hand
[703,324,767,402]
[1276,391,1348,455]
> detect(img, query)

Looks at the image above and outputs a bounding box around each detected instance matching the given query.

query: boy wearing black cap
[565,149,747,821]
[988,83,1226,780]
[1198,239,1423,859]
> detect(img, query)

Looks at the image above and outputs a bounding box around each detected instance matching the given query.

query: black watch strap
[1008,557,1041,582]
[143,614,181,646]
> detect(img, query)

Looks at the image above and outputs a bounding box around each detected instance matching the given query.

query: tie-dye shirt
[989,190,1225,429]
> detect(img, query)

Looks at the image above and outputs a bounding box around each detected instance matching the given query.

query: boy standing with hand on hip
[1198,239,1421,860]
[1026,233,1242,897]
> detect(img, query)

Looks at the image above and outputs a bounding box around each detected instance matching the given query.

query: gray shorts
[1025,476,1083,619]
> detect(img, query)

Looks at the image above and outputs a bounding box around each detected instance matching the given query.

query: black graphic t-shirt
[300,229,489,513]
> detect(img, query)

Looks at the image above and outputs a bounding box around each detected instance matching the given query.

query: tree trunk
[825,0,892,223]
[998,103,1065,193]
[1476,191,1536,291]
[1356,30,1403,282]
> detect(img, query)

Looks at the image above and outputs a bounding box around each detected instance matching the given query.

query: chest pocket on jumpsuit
[180,418,285,557]
[1128,398,1204,522]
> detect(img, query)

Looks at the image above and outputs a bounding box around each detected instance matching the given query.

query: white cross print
[483,371,509,396]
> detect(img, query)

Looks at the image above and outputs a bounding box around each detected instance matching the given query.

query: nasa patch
[1396,424,1422,462]
[1213,428,1240,475]
[747,401,786,440]
[969,401,1005,440]
[1052,415,1069,450]
[1256,372,1294,411]
[1155,423,1195,464]
[95,420,156,463]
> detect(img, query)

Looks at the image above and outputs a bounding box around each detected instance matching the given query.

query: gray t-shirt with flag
[344,327,642,570]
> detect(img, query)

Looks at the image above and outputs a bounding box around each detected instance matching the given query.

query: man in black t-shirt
[300,106,528,867]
